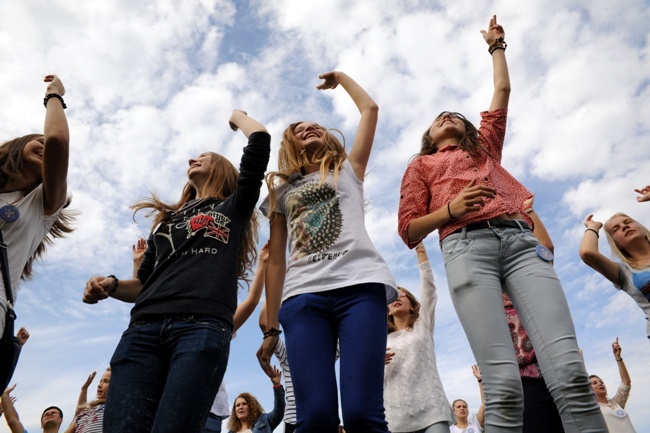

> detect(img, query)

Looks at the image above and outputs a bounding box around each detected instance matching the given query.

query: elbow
[496,83,511,96]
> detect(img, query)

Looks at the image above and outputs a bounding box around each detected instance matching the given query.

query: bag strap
[0,229,14,305]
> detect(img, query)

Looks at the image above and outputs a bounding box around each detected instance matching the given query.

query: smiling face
[293,122,327,154]
[427,112,467,149]
[187,152,213,183]
[234,397,250,421]
[96,369,111,401]
[21,137,45,183]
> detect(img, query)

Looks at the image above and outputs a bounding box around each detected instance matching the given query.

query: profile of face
[293,122,327,154]
[234,397,250,421]
[590,376,607,398]
[96,369,111,400]
[606,215,646,250]
[453,399,469,420]
[187,152,213,184]
[41,407,62,428]
[388,290,412,317]
[427,112,466,149]
[22,137,45,183]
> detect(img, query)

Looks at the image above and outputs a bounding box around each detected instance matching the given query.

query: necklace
[0,193,20,223]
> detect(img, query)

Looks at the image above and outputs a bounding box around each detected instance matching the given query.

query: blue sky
[1,0,650,431]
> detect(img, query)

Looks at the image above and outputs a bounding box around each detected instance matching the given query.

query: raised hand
[634,185,650,202]
[480,15,505,46]
[44,75,65,96]
[81,371,97,391]
[259,240,270,263]
[583,214,603,231]
[16,327,30,346]
[612,337,622,359]
[472,364,482,381]
[316,71,343,90]
[228,109,248,131]
[270,365,283,387]
[132,238,147,265]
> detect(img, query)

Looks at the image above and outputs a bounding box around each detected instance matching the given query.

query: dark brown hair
[419,112,490,158]
[0,134,75,280]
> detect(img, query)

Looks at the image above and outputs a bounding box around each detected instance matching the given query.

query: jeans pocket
[517,230,540,248]
[441,236,474,266]
[279,294,309,326]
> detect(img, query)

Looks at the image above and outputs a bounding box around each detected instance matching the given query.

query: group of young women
[1,13,648,433]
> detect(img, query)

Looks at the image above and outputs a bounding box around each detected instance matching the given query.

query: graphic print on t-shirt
[187,211,231,243]
[285,181,342,260]
[632,270,650,300]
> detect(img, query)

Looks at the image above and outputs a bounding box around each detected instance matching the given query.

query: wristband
[585,228,599,238]
[44,93,67,109]
[106,275,119,296]
[477,379,483,383]
[447,202,456,220]
[615,358,623,362]
[263,327,282,339]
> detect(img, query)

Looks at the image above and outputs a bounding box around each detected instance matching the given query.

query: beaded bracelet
[263,327,282,339]
[488,37,507,55]
[44,93,67,109]
[106,275,119,296]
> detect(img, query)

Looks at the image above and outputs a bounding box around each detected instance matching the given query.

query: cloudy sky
[2,0,649,431]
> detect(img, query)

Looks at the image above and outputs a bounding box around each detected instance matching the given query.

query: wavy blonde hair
[604,212,650,269]
[265,122,347,218]
[132,152,259,282]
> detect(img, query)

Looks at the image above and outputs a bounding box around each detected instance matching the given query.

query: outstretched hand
[270,365,282,387]
[472,364,482,381]
[448,179,496,219]
[316,71,342,90]
[16,327,30,346]
[81,371,96,391]
[583,214,603,231]
[480,15,505,46]
[635,185,650,202]
[257,335,279,377]
[44,75,65,96]
[229,109,248,131]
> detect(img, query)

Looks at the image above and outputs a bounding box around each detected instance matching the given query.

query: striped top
[274,339,295,424]
[74,403,105,433]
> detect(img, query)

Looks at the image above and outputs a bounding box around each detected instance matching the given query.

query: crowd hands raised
[1,14,648,433]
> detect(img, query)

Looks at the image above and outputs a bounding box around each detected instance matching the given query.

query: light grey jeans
[441,225,607,433]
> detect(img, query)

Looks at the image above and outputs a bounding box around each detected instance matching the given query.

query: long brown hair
[0,134,75,280]
[227,392,264,432]
[418,112,490,158]
[265,122,347,218]
[132,152,258,282]
[387,287,421,333]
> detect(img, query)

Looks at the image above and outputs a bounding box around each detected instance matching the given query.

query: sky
[1,0,649,431]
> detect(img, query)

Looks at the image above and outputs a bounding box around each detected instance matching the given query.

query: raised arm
[1,385,25,433]
[480,16,511,111]
[233,241,269,332]
[132,238,147,278]
[257,216,288,377]
[229,110,268,137]
[472,365,486,428]
[523,195,554,253]
[41,75,70,215]
[267,366,286,430]
[579,214,620,284]
[317,71,378,180]
[612,338,631,386]
[415,243,438,329]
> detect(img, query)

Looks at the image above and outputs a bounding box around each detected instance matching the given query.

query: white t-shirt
[615,263,650,338]
[599,384,637,433]
[0,185,60,329]
[209,381,230,417]
[261,160,397,302]
[449,416,482,433]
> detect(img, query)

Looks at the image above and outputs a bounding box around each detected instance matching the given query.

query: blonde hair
[604,212,650,269]
[265,122,347,218]
[77,367,111,411]
[132,152,259,282]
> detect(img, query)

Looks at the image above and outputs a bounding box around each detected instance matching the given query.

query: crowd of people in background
[1,14,648,433]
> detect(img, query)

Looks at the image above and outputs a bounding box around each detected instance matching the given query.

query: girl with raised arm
[0,75,73,335]
[384,242,451,433]
[258,71,397,433]
[397,16,606,433]
[83,110,270,433]
[580,190,650,340]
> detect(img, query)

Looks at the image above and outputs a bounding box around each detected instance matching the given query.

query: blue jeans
[279,284,389,433]
[441,226,607,433]
[104,315,231,433]
[203,413,225,433]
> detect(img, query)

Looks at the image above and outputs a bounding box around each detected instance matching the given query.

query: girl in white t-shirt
[258,71,397,433]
